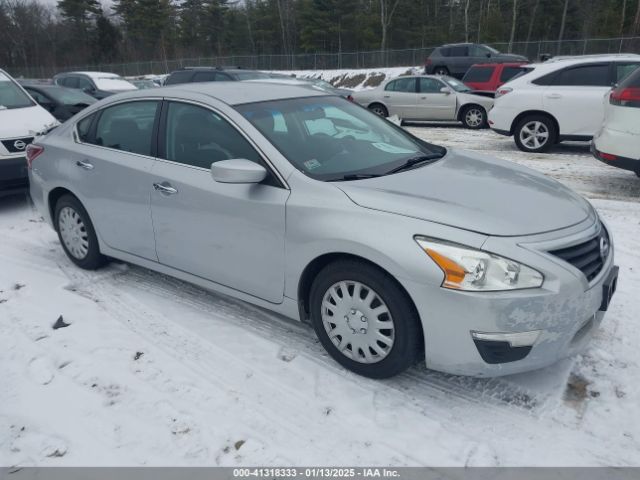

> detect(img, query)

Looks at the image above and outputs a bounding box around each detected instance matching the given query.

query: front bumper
[402,221,617,377]
[0,156,29,196]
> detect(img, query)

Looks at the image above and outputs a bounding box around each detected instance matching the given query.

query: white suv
[592,66,640,177]
[488,54,640,153]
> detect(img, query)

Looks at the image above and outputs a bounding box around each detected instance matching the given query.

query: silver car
[353,75,494,129]
[28,82,618,379]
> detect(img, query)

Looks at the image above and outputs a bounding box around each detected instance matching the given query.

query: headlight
[415,237,543,292]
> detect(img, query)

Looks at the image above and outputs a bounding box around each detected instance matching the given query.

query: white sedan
[352,75,494,129]
[592,66,640,177]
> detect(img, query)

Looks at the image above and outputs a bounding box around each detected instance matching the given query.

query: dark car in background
[164,67,271,86]
[462,62,529,95]
[425,43,528,78]
[21,84,96,122]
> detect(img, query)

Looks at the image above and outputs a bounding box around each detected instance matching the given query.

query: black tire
[513,114,557,153]
[54,194,106,270]
[368,103,388,117]
[309,260,422,379]
[461,105,487,129]
[433,66,449,76]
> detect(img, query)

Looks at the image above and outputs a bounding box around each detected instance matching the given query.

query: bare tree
[526,0,540,43]
[621,0,628,36]
[557,0,570,54]
[379,0,401,52]
[508,0,517,52]
[633,0,640,35]
[464,0,470,42]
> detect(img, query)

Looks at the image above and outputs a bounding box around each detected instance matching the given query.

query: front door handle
[546,93,562,99]
[76,159,94,170]
[153,182,178,195]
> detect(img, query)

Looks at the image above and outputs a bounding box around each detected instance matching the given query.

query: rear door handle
[76,159,94,170]
[153,182,178,195]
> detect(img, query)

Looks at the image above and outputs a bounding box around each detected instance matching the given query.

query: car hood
[0,105,57,139]
[457,91,494,106]
[336,149,592,236]
[497,54,528,62]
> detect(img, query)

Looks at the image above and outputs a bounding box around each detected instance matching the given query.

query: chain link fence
[9,36,640,79]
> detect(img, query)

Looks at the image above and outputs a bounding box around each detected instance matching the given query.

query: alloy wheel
[519,121,550,150]
[58,206,89,260]
[465,108,484,128]
[321,281,395,364]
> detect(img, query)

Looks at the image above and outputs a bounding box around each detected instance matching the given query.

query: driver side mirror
[486,53,492,58]
[440,87,452,95]
[211,159,267,184]
[83,86,95,94]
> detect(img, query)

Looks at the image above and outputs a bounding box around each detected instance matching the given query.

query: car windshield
[0,72,35,109]
[236,96,445,181]
[94,77,137,91]
[442,76,471,92]
[44,87,96,105]
[236,71,271,80]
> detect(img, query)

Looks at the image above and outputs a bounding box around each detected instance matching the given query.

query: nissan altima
[28,82,618,378]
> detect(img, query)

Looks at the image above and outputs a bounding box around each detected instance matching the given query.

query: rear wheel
[368,103,388,117]
[309,260,422,379]
[434,66,449,76]
[461,105,487,129]
[55,194,106,270]
[514,115,557,153]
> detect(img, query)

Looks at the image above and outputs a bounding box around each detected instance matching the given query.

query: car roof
[525,54,640,75]
[112,81,331,106]
[544,53,640,63]
[469,62,528,68]
[440,43,480,47]
[56,71,121,78]
[171,67,260,73]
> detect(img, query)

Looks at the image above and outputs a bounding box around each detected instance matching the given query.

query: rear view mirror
[211,159,267,184]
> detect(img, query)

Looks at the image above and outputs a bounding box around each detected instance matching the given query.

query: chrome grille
[549,226,609,282]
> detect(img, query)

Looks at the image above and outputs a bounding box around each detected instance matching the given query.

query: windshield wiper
[386,153,445,175]
[327,173,382,182]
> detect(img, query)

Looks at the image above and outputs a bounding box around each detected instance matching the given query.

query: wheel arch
[48,186,78,224]
[367,101,389,113]
[457,102,486,122]
[296,252,420,327]
[510,110,559,136]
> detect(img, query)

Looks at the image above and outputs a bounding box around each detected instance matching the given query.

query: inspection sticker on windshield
[372,143,417,154]
[304,159,322,170]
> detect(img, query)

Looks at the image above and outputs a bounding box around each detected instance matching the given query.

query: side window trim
[158,98,288,189]
[73,98,163,159]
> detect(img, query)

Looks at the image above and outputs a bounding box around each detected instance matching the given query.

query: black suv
[164,67,271,86]
[425,43,527,78]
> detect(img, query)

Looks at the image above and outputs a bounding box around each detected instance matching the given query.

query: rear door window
[93,101,159,156]
[614,63,640,83]
[500,66,526,83]
[384,78,417,93]
[552,64,610,87]
[463,66,494,83]
[449,46,469,57]
[192,71,218,82]
[65,77,80,89]
[165,70,194,85]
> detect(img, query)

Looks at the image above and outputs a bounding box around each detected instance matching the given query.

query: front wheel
[461,105,487,129]
[309,260,422,379]
[514,115,557,153]
[368,103,388,117]
[55,194,106,270]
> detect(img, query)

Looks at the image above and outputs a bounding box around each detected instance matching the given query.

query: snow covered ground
[273,66,421,90]
[1,126,639,467]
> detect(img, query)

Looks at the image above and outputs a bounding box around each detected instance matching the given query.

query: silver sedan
[28,82,617,378]
[353,75,494,129]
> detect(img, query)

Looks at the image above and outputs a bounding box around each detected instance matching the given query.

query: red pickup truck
[462,62,528,95]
